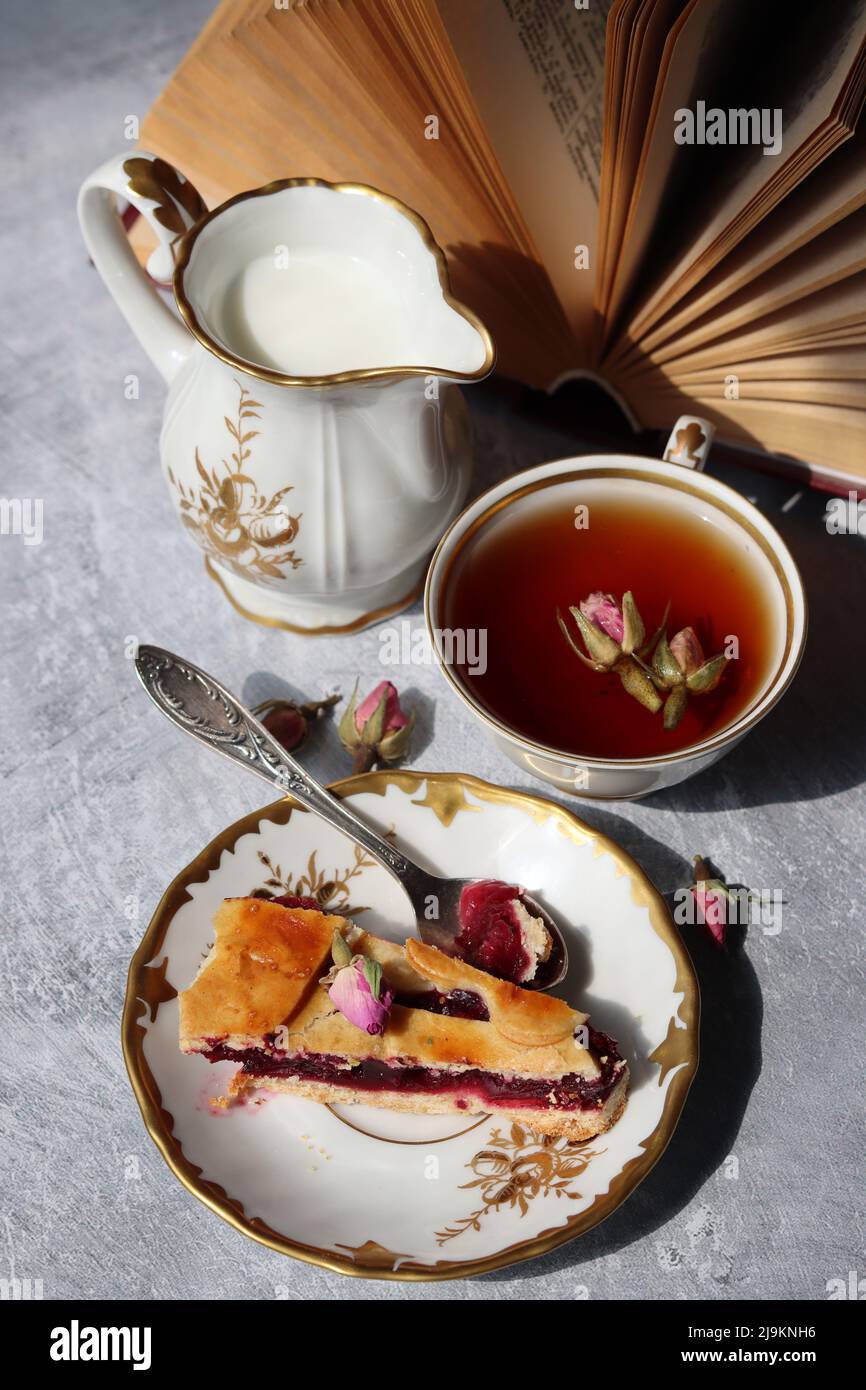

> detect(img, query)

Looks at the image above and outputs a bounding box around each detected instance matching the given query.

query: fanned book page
[135,0,866,486]
[436,0,611,361]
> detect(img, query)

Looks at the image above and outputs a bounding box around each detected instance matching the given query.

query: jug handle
[77,151,208,384]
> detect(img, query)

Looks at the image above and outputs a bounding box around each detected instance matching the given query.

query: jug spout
[172,178,494,386]
[412,292,493,381]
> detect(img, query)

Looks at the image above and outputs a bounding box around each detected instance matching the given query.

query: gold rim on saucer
[122,770,699,1281]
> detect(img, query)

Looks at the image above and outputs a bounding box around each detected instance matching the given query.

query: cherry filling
[393,989,490,1021]
[455,879,533,982]
[270,893,321,911]
[203,1025,623,1112]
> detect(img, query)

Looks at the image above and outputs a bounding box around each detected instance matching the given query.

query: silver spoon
[134,645,568,990]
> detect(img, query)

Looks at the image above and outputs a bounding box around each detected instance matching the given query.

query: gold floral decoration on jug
[123,156,208,238]
[435,1123,603,1245]
[168,379,303,585]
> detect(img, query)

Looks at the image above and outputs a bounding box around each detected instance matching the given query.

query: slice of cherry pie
[180,898,628,1141]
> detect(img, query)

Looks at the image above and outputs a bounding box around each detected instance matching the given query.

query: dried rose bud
[579,591,626,645]
[356,680,409,737]
[669,626,704,678]
[662,684,689,730]
[256,692,340,752]
[690,854,732,948]
[338,680,415,774]
[324,929,393,1034]
[558,590,664,714]
[686,654,728,694]
[573,589,646,660]
[261,705,307,751]
[652,627,730,729]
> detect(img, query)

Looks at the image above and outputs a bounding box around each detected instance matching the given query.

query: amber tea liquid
[440,483,778,759]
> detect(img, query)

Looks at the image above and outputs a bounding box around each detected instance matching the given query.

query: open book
[134,0,866,488]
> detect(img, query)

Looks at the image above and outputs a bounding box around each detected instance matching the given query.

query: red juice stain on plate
[441,495,774,760]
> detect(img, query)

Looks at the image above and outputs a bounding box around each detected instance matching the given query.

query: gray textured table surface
[2,0,864,1302]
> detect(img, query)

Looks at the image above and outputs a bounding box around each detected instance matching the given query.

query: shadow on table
[478,816,763,1286]
[642,484,866,811]
[239,671,436,784]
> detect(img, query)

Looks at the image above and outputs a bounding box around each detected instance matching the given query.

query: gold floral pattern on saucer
[436,1123,604,1245]
[253,841,385,917]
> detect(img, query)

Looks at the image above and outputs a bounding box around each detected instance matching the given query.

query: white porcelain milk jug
[78,153,494,632]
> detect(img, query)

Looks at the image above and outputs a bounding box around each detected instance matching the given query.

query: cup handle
[661,415,715,471]
[77,151,208,384]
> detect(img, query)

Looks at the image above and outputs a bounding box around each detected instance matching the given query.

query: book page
[641,207,866,364]
[437,0,610,352]
[607,0,866,348]
[595,0,691,330]
[617,274,866,377]
[628,120,866,359]
[672,346,866,385]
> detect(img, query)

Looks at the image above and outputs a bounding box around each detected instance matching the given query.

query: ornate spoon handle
[134,645,413,879]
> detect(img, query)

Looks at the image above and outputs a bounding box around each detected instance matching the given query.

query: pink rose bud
[339,681,415,773]
[669,626,705,678]
[690,855,731,948]
[355,680,409,735]
[579,591,625,644]
[654,627,729,728]
[328,956,393,1035]
[559,590,659,711]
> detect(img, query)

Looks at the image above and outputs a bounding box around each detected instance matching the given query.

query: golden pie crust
[179,898,340,1047]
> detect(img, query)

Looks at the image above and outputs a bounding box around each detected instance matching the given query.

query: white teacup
[425,418,807,800]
